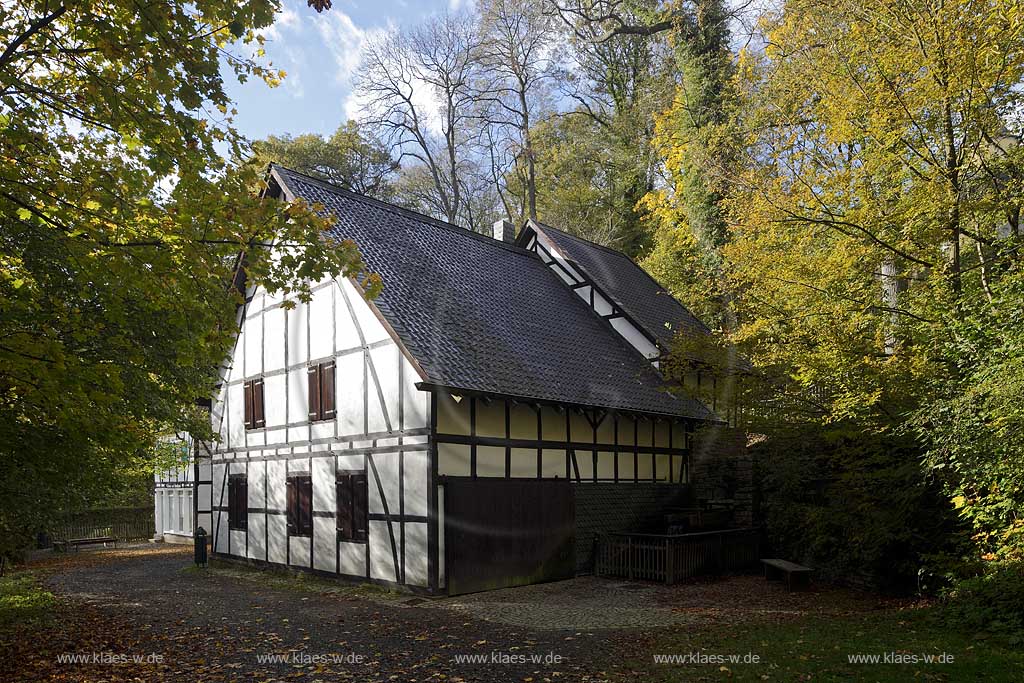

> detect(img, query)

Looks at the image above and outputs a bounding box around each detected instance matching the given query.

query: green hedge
[754,427,967,591]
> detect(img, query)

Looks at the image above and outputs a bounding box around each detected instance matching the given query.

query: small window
[243,379,265,430]
[337,472,368,542]
[286,474,313,537]
[307,361,336,422]
[228,475,247,531]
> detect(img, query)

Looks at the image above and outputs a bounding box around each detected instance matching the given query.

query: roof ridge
[272,164,533,257]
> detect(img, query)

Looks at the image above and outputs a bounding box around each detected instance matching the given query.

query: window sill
[337,535,367,544]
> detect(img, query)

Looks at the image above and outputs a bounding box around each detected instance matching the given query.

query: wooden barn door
[444,478,575,595]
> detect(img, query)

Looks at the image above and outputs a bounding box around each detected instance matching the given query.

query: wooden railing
[48,506,154,544]
[595,528,761,584]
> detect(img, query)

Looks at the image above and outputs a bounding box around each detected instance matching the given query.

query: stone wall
[572,426,755,574]
[689,425,755,527]
[573,483,691,572]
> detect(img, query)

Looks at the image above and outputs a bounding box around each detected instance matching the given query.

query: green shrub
[755,426,967,591]
[944,563,1024,638]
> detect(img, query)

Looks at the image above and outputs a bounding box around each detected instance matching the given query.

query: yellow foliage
[719,0,1021,424]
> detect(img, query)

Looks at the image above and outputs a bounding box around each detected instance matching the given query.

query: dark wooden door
[444,478,575,595]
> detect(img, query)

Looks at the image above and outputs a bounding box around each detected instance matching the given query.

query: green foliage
[667,0,1024,582]
[529,112,654,256]
[0,1,376,562]
[640,0,738,328]
[755,427,965,590]
[642,222,724,328]
[943,562,1024,638]
[250,121,398,197]
[913,265,1024,564]
[722,0,1024,427]
[527,0,674,256]
[0,572,56,630]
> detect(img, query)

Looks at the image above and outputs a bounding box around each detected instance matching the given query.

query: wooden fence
[595,528,761,584]
[47,506,154,544]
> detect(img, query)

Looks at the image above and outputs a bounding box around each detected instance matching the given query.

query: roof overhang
[416,381,723,425]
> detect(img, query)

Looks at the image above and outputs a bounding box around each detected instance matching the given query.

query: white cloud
[252,4,307,99]
[409,77,444,134]
[342,89,370,124]
[278,5,300,28]
[449,0,467,9]
[259,5,299,42]
[277,45,307,98]
[342,69,444,135]
[316,11,391,86]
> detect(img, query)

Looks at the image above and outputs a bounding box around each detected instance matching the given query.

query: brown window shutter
[307,365,320,421]
[229,476,248,530]
[253,379,265,428]
[239,478,248,530]
[322,362,336,419]
[336,475,352,540]
[352,473,368,542]
[243,381,253,430]
[299,476,313,536]
[286,477,296,534]
[228,478,235,527]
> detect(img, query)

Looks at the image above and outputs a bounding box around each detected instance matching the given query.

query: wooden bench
[52,536,117,553]
[761,558,813,591]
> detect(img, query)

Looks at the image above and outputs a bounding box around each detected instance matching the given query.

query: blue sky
[224,0,465,141]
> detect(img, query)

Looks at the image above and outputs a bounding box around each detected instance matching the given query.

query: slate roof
[525,222,711,350]
[271,165,714,420]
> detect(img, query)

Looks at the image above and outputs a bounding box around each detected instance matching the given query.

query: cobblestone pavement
[437,573,893,631]
[440,577,693,630]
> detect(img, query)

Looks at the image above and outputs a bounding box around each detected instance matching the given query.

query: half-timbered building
[195,165,724,595]
[154,433,194,545]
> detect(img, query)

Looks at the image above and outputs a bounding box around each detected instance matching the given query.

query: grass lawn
[637,605,1023,682]
[0,570,56,631]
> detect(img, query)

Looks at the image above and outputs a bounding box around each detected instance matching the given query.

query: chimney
[492,219,515,243]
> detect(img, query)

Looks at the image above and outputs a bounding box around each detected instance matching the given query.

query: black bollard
[194,526,208,567]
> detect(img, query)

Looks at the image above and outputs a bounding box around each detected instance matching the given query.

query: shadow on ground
[0,545,911,682]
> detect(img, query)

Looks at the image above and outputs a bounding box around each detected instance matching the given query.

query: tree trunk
[943,95,962,304]
[519,86,537,221]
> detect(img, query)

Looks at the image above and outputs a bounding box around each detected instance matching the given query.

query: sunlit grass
[0,571,56,630]
[637,606,1024,682]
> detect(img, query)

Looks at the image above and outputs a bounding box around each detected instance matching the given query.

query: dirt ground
[0,545,900,682]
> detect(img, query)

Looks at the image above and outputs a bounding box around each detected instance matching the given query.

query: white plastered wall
[207,275,431,588]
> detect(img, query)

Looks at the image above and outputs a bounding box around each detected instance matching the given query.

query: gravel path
[3,546,894,682]
[9,546,623,682]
